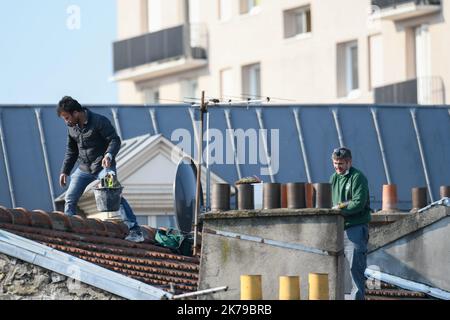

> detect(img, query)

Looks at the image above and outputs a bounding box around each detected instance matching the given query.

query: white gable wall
[123,153,177,184]
[76,135,230,229]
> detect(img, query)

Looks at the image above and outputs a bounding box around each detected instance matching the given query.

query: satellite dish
[173,156,204,233]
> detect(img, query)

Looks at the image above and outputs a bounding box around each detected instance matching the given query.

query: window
[242,63,261,99]
[240,0,261,15]
[156,215,176,229]
[336,40,359,97]
[219,0,232,21]
[144,87,160,104]
[181,78,199,103]
[415,24,432,104]
[283,6,311,38]
[347,42,359,93]
[220,68,233,100]
[136,215,149,226]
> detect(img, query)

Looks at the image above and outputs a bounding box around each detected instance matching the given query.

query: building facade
[113,0,448,105]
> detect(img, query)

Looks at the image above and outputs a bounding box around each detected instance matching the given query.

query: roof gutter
[0,229,173,300]
[365,267,450,300]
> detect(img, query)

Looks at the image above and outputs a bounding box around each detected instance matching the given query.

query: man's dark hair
[332,147,352,160]
[57,96,83,116]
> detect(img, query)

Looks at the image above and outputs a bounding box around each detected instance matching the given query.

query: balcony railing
[372,0,441,9]
[113,25,207,73]
[374,77,445,105]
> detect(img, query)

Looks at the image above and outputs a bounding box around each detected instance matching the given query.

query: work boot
[125,229,144,243]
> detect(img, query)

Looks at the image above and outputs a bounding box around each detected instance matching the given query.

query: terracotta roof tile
[365,281,434,300]
[0,206,199,294]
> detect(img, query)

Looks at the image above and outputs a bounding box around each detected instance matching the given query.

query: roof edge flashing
[0,229,172,300]
[365,268,450,300]
[368,206,450,252]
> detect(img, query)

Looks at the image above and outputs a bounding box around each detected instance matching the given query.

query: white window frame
[242,63,261,99]
[240,0,261,15]
[144,87,160,104]
[336,40,359,98]
[181,78,199,103]
[283,6,311,39]
[345,41,359,95]
[415,24,432,104]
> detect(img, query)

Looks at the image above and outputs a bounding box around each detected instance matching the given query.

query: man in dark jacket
[57,96,144,242]
[330,147,371,300]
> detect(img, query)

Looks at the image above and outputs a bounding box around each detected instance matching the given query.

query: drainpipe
[183,0,192,60]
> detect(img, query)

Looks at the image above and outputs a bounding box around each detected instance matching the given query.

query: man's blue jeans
[64,167,139,231]
[344,224,369,300]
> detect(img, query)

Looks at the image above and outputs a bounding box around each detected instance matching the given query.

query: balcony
[371,0,441,21]
[374,77,445,105]
[112,25,207,82]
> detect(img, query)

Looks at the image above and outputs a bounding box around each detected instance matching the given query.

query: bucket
[93,187,123,212]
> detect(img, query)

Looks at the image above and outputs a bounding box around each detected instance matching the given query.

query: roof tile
[365,281,434,300]
[0,207,199,294]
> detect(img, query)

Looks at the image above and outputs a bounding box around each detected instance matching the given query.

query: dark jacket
[61,108,121,175]
[330,166,371,229]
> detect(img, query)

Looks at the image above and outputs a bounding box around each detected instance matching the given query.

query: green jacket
[330,167,371,229]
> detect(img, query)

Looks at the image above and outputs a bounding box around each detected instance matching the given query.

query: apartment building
[112,0,448,105]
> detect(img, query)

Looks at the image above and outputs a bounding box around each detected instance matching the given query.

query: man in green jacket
[330,147,371,300]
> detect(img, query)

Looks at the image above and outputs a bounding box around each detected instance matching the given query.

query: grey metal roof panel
[0,104,449,212]
[299,107,340,183]
[207,107,242,183]
[115,107,153,140]
[39,108,70,201]
[377,108,428,205]
[338,107,387,209]
[417,108,450,195]
[1,108,52,210]
[154,106,194,142]
[0,147,11,208]
[261,108,306,183]
[88,107,115,121]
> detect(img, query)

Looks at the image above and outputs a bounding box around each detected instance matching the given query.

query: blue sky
[0,0,117,104]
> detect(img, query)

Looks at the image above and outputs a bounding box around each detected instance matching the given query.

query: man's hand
[59,173,68,187]
[332,201,349,210]
[102,155,111,168]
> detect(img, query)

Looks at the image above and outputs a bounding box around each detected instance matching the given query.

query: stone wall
[0,254,122,300]
[198,208,345,300]
[368,206,450,291]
